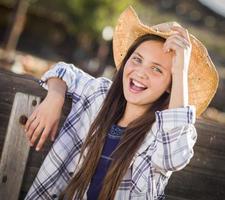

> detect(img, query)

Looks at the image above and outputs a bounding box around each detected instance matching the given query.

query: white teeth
[132,79,147,88]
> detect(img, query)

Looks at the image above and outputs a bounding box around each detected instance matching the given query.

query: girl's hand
[24,93,64,151]
[163,26,192,74]
[152,21,181,32]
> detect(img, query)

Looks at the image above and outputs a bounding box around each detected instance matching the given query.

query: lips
[129,78,147,93]
[132,79,147,88]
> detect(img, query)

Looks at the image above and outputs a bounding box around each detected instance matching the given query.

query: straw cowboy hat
[113,6,219,117]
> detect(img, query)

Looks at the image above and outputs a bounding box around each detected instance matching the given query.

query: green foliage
[29,0,138,40]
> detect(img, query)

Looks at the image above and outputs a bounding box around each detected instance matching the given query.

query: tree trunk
[1,0,29,69]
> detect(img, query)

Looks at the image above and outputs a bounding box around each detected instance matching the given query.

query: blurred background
[0,0,224,123]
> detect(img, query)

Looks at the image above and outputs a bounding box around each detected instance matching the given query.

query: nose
[135,70,148,79]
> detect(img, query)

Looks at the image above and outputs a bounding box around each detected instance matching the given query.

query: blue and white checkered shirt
[25,62,197,200]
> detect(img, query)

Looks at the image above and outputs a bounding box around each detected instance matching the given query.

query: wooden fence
[0,68,225,200]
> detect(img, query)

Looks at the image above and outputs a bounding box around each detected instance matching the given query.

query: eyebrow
[133,52,167,70]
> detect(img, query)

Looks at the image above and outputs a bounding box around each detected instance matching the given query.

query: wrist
[172,71,188,84]
[172,69,188,76]
[46,77,67,103]
[169,70,189,109]
[47,91,65,106]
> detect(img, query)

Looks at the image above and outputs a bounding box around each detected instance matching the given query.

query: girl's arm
[150,24,196,173]
[168,70,188,109]
[24,62,112,150]
[162,26,191,109]
[24,62,95,150]
[151,105,197,173]
[46,77,67,105]
[38,61,96,98]
[24,78,67,151]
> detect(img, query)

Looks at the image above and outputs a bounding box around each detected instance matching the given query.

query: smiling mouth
[129,78,148,93]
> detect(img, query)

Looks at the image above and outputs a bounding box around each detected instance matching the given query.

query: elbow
[152,124,197,172]
[165,125,197,171]
[165,148,195,171]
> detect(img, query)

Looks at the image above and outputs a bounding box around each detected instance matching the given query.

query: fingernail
[30,142,33,146]
[24,129,27,132]
[36,147,40,151]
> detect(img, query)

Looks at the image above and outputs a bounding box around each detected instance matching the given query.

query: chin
[124,93,148,105]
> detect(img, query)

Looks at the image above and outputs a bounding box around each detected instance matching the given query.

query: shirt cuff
[37,62,74,95]
[155,105,196,132]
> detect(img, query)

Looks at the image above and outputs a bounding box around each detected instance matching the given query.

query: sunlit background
[0,0,224,123]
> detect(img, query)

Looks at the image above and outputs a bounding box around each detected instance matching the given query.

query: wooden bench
[0,68,225,200]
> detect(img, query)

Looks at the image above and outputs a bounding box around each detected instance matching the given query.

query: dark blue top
[87,124,126,199]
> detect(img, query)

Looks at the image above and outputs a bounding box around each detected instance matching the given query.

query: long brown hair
[59,34,170,200]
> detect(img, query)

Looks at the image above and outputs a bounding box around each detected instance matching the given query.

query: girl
[24,6,218,200]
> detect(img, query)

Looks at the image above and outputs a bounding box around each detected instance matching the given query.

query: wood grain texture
[0,93,41,200]
[0,68,72,200]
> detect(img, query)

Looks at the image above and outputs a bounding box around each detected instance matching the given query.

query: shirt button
[52,194,57,199]
[69,172,74,176]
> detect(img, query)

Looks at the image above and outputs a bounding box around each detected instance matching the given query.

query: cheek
[124,61,133,75]
[152,76,171,92]
[123,63,133,84]
[122,66,129,89]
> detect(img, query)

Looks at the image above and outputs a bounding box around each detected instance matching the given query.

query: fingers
[23,95,64,151]
[168,34,190,46]
[24,111,50,151]
[30,123,45,146]
[34,121,59,151]
[164,26,191,53]
[152,22,191,49]
[25,117,40,141]
[170,26,191,43]
[24,111,37,131]
[152,21,181,32]
[164,41,185,53]
[50,121,59,141]
[35,126,51,151]
[163,34,190,52]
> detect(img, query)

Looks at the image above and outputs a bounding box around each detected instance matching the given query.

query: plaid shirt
[25,62,197,200]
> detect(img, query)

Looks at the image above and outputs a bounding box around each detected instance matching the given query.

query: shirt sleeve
[38,61,96,97]
[151,105,197,172]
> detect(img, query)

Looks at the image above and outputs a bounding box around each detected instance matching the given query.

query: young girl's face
[123,40,173,111]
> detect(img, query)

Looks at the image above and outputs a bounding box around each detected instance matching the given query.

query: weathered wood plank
[0,68,72,200]
[165,119,225,200]
[166,169,225,199]
[0,68,72,158]
[0,92,41,200]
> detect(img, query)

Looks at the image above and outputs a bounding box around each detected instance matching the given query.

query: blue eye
[132,56,142,63]
[152,66,162,74]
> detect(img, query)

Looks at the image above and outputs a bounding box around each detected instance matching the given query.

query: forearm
[152,106,197,172]
[46,77,67,105]
[168,70,188,109]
